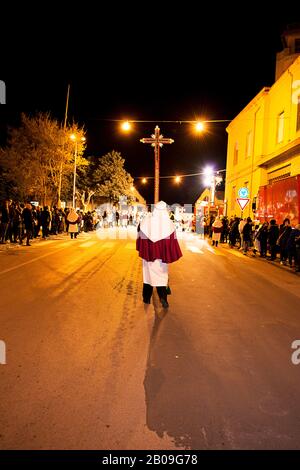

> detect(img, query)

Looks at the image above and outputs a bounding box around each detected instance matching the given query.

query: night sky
[1,7,299,205]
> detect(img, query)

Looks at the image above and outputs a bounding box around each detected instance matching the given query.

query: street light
[121,121,131,132]
[195,121,205,133]
[202,167,223,216]
[70,134,86,208]
[202,166,215,215]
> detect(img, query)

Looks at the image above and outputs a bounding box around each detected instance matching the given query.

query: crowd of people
[206,214,300,272]
[1,200,300,273]
[0,200,149,246]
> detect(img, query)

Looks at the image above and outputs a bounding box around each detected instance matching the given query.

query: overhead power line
[134,169,226,179]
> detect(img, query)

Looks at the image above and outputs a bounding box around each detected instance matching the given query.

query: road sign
[237,198,250,211]
[238,187,249,198]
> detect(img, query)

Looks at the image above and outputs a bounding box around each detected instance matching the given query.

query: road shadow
[144,296,222,450]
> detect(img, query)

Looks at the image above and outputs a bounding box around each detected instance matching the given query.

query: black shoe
[161,299,169,309]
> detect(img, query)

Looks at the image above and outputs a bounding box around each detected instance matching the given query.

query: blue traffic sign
[238,187,249,198]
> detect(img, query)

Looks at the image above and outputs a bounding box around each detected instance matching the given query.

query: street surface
[0,228,300,449]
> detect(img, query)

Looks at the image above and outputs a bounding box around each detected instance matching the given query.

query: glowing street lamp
[195,121,205,133]
[202,166,216,213]
[142,178,147,184]
[121,121,131,132]
[175,176,181,183]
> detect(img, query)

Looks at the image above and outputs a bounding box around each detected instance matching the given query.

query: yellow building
[225,25,300,225]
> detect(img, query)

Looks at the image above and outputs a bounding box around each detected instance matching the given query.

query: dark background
[1,6,299,204]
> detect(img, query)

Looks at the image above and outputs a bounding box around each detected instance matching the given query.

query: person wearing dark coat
[278,218,292,265]
[287,224,300,269]
[267,219,279,260]
[229,217,240,248]
[294,225,300,272]
[40,206,51,239]
[20,203,34,246]
[242,217,252,254]
[256,222,268,257]
[0,200,9,244]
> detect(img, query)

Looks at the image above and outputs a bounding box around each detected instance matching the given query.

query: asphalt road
[0,228,300,450]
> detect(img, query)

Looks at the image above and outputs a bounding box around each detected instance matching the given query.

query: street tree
[75,151,134,209]
[0,113,86,205]
[93,151,134,203]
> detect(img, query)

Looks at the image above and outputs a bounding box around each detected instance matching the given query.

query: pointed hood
[140,201,175,242]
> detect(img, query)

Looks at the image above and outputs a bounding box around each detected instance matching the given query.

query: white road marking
[0,245,72,276]
[78,241,97,248]
[101,242,116,248]
[186,244,204,254]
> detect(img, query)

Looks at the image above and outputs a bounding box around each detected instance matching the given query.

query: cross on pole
[140,125,174,204]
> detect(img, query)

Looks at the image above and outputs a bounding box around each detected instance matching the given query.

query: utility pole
[57,84,70,208]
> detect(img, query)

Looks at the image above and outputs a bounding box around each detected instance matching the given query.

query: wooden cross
[140,125,174,204]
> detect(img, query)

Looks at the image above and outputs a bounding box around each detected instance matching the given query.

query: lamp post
[70,134,86,208]
[203,167,214,215]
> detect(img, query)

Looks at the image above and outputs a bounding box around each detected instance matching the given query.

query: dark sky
[1,6,299,205]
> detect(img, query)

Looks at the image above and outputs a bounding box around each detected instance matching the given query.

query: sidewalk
[214,240,300,276]
[0,233,68,252]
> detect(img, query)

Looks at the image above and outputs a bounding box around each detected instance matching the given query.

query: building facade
[225,26,300,225]
[195,188,225,217]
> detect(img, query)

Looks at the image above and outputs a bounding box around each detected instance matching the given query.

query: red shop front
[256,175,300,226]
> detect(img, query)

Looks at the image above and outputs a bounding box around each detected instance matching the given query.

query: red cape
[136,229,183,263]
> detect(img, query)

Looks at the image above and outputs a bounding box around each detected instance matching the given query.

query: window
[233,142,238,165]
[277,111,285,143]
[297,97,300,132]
[245,130,253,158]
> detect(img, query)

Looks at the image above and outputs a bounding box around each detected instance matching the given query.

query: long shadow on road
[143,299,224,450]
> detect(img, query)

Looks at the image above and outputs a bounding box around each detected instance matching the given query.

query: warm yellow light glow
[70,134,86,142]
[121,121,131,132]
[195,121,205,132]
[142,178,147,184]
[130,186,135,191]
[175,176,181,183]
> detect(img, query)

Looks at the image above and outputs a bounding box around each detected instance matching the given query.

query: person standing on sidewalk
[212,217,223,247]
[136,201,182,308]
[278,218,292,265]
[242,217,253,254]
[294,225,300,272]
[20,203,34,246]
[67,208,79,239]
[267,219,279,261]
